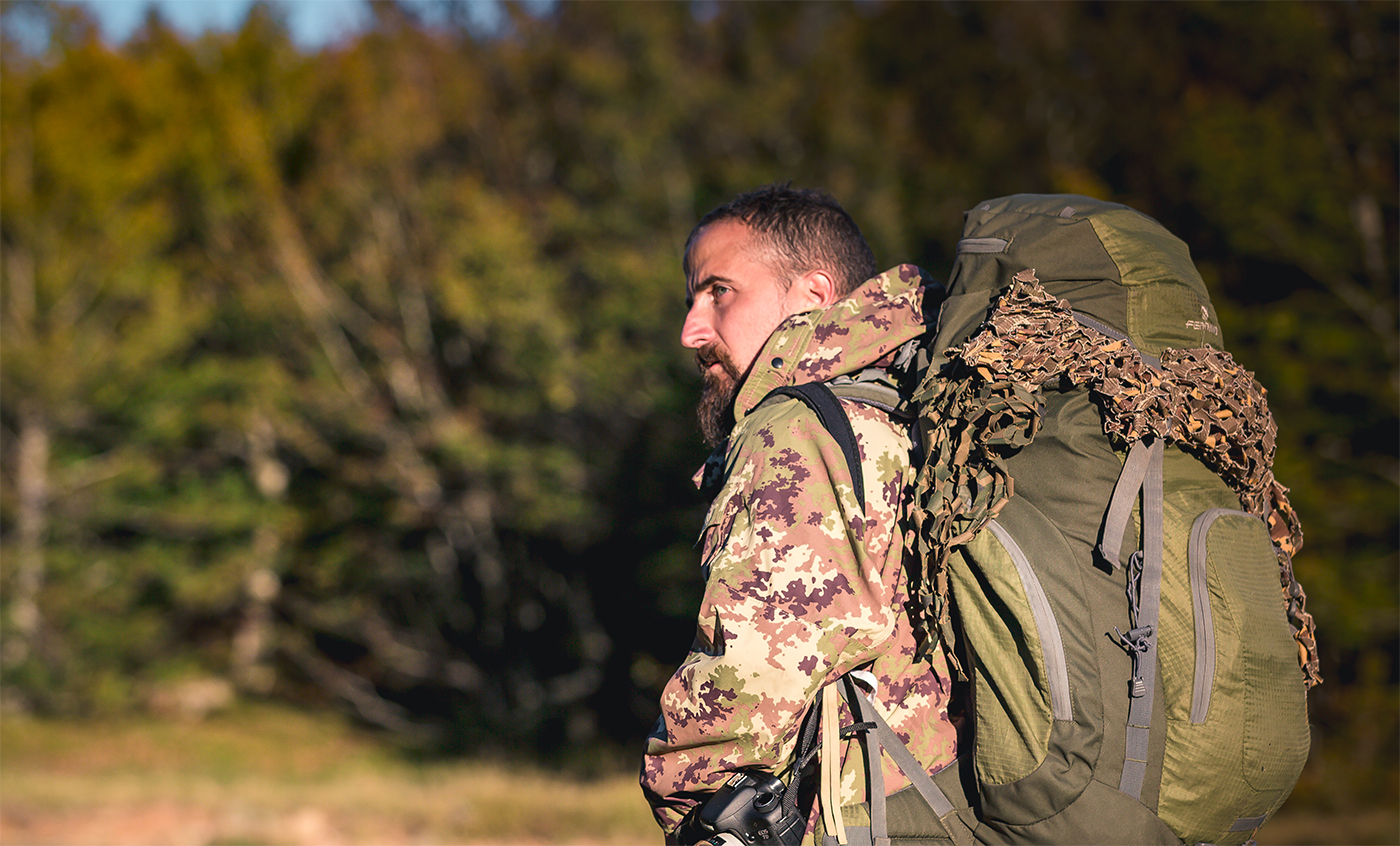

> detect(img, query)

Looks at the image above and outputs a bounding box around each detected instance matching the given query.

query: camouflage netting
[909,275,1321,688]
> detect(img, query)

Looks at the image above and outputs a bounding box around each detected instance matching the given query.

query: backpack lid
[941,194,1223,359]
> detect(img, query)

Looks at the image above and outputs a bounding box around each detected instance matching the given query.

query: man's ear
[788,269,840,312]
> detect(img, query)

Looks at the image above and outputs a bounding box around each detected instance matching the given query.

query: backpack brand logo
[1185,305,1219,336]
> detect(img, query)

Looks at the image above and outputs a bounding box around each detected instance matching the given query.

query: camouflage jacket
[642,266,960,841]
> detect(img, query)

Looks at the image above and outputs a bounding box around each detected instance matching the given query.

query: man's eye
[712,285,731,299]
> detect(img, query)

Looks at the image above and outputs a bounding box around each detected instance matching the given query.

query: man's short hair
[684,183,878,298]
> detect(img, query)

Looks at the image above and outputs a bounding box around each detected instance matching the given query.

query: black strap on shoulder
[762,383,865,512]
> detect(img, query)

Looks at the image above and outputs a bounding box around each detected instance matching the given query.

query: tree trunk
[232,418,286,694]
[6,402,49,668]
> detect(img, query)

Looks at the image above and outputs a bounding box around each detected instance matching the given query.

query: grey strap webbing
[841,678,971,846]
[1118,438,1165,800]
[1098,439,1155,570]
[842,678,888,846]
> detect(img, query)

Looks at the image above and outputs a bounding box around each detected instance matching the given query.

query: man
[641,185,960,843]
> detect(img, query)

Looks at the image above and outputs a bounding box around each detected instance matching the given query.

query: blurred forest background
[1,0,1396,838]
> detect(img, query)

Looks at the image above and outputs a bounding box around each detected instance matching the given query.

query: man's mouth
[695,347,723,373]
[695,342,740,385]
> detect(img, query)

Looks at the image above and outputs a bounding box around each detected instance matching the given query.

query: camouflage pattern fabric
[642,266,960,842]
[909,274,1321,688]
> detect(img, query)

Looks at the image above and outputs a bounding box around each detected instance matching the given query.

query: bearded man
[641,185,961,844]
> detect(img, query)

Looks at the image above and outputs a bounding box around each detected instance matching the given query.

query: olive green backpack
[814,195,1320,846]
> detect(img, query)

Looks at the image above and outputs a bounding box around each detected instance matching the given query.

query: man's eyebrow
[687,274,729,305]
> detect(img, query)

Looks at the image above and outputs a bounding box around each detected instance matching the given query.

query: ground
[1,704,1394,846]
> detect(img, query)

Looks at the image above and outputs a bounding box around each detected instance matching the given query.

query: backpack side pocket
[953,521,1067,788]
[1158,508,1310,845]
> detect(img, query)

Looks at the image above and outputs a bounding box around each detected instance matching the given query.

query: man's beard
[696,341,741,448]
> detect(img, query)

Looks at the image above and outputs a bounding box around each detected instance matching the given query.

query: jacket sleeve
[640,398,911,839]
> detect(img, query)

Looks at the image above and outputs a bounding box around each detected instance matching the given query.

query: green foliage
[0,0,1394,810]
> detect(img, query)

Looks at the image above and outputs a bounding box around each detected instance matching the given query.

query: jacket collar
[732,264,937,422]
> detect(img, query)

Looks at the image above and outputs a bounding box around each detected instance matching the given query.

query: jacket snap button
[771,357,784,368]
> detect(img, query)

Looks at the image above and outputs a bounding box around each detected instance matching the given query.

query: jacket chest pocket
[697,496,743,581]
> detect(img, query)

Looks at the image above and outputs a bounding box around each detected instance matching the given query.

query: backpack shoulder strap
[761,382,866,512]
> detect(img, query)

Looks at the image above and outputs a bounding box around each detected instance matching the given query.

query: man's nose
[680,306,712,349]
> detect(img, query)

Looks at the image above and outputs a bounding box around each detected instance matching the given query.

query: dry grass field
[0,703,657,845]
[0,702,1394,846]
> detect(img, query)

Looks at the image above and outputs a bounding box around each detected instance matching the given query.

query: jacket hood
[733,264,939,421]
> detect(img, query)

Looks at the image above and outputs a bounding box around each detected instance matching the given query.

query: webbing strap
[1120,438,1165,799]
[841,679,970,846]
[764,383,866,511]
[821,684,848,844]
[1098,439,1155,570]
[842,678,888,846]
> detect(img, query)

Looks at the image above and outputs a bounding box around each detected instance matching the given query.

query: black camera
[696,769,806,845]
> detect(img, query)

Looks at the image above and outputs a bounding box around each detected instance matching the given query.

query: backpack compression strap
[835,676,973,846]
[1101,437,1167,800]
